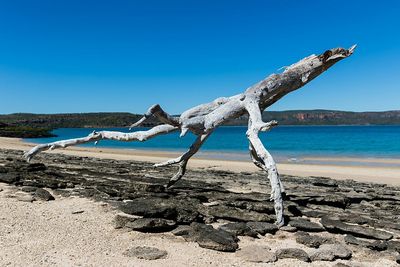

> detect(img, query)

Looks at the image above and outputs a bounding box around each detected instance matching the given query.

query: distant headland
[1,110,399,138]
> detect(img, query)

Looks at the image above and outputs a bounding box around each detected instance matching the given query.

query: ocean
[25,125,400,165]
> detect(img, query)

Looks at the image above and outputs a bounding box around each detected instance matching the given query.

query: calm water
[25,126,400,162]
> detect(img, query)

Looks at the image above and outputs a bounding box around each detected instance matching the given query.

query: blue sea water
[25,126,400,163]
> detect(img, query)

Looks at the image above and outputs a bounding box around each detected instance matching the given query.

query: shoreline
[0,137,399,185]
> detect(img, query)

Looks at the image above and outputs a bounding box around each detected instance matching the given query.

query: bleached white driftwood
[24,46,356,226]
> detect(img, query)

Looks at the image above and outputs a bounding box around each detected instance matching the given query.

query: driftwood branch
[23,45,356,226]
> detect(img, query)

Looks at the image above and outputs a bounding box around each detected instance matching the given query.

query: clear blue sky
[0,0,399,114]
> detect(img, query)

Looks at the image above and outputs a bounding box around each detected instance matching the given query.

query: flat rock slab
[183,222,239,252]
[279,225,297,232]
[308,194,350,209]
[0,173,19,184]
[276,248,310,262]
[289,218,325,232]
[310,244,352,261]
[113,213,140,229]
[202,205,273,223]
[311,177,338,188]
[345,235,388,251]
[218,222,258,238]
[236,245,277,263]
[246,221,278,235]
[387,240,400,252]
[321,216,393,240]
[123,246,167,260]
[21,186,38,192]
[126,218,176,232]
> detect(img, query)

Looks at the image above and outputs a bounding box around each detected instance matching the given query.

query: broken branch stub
[23,46,356,226]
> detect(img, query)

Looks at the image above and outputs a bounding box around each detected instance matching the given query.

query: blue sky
[0,0,399,114]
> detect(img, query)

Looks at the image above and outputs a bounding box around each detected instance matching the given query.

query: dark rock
[246,222,278,235]
[289,218,325,232]
[295,232,335,248]
[396,254,400,264]
[235,245,277,263]
[339,214,372,225]
[300,209,329,218]
[218,222,258,237]
[77,188,110,201]
[0,173,19,184]
[276,248,310,262]
[309,194,350,209]
[286,202,303,216]
[174,202,200,224]
[123,246,167,260]
[119,197,199,224]
[26,163,47,172]
[345,235,389,251]
[21,186,38,192]
[113,213,139,229]
[388,240,400,252]
[201,205,273,222]
[279,225,297,232]
[321,216,393,240]
[310,244,352,261]
[127,183,165,193]
[344,234,371,246]
[71,210,84,214]
[187,222,238,252]
[311,177,338,187]
[226,200,275,214]
[43,179,67,189]
[22,180,45,188]
[366,240,388,251]
[171,225,192,236]
[96,186,121,197]
[16,163,47,172]
[120,198,177,219]
[126,218,176,232]
[34,188,55,201]
[371,220,400,232]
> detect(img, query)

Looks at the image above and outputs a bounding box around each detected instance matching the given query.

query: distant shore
[1,137,399,186]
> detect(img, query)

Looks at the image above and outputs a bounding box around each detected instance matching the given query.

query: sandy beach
[1,137,400,266]
[0,137,398,186]
[3,182,396,267]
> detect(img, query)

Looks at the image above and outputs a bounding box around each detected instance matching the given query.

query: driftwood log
[23,46,356,226]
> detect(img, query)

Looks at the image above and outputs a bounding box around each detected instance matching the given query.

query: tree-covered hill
[0,110,399,138]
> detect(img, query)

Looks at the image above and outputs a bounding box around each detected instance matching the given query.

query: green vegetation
[0,110,399,138]
[0,124,55,138]
[227,110,400,126]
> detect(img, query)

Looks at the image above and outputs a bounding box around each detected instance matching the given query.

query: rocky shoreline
[1,148,400,265]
